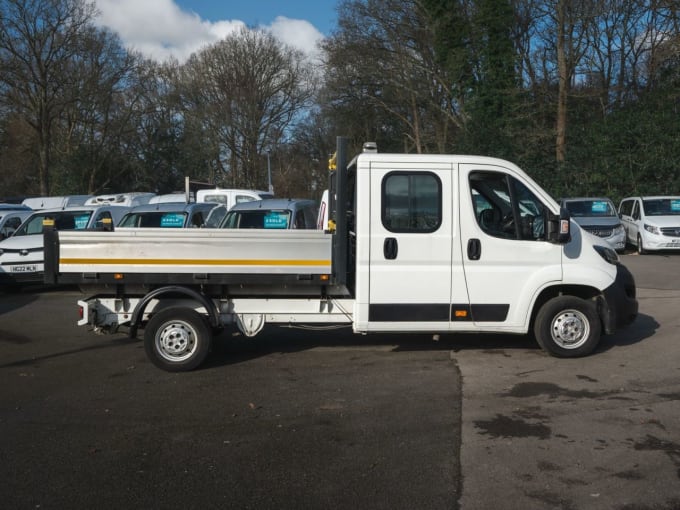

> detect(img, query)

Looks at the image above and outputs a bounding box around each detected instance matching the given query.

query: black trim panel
[368,303,509,322]
[470,304,509,322]
[369,303,450,322]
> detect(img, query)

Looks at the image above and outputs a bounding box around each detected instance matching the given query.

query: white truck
[44,138,638,371]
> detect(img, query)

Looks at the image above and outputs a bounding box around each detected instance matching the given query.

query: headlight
[644,223,661,235]
[613,224,625,235]
[594,245,619,265]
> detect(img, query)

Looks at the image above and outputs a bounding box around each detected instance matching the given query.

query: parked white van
[618,196,680,254]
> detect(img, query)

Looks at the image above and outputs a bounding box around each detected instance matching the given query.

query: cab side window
[190,211,204,227]
[382,172,442,233]
[470,171,546,241]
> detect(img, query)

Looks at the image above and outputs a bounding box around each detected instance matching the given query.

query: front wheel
[533,296,601,358]
[636,234,647,255]
[144,308,212,372]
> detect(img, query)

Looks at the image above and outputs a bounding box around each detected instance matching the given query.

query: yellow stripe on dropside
[59,258,331,267]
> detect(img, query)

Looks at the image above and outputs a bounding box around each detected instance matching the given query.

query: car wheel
[144,307,212,372]
[636,234,647,255]
[534,296,601,358]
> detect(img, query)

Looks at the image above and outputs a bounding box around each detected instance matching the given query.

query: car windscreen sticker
[671,200,680,212]
[74,215,90,229]
[263,212,289,229]
[591,201,608,213]
[160,213,185,228]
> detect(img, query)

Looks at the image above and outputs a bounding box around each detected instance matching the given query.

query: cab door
[459,164,562,331]
[365,160,458,331]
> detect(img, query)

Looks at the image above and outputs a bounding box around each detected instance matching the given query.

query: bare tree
[179,27,316,190]
[0,0,97,195]
[324,0,462,154]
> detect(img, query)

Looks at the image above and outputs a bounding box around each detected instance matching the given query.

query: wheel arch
[129,286,220,338]
[530,284,602,331]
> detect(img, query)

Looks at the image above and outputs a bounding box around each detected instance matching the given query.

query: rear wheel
[534,296,601,358]
[144,308,212,372]
[636,234,647,255]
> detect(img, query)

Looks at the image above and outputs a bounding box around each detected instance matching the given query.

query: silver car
[560,197,626,252]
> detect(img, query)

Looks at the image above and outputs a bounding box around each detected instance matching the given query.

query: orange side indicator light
[454,309,468,318]
[114,273,124,280]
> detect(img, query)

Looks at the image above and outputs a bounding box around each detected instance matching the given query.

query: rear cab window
[381,172,442,233]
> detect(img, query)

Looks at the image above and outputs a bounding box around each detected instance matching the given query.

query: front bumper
[598,263,638,334]
[641,234,680,250]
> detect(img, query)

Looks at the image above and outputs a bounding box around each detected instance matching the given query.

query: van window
[381,172,442,233]
[619,199,633,217]
[189,211,204,227]
[119,212,187,228]
[632,200,640,220]
[202,194,229,206]
[642,198,680,216]
[470,172,546,241]
[235,195,258,205]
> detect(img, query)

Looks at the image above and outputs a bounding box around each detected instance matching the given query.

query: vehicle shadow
[202,310,658,369]
[596,312,658,353]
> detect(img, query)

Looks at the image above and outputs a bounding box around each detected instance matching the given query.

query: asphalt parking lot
[1,252,679,510]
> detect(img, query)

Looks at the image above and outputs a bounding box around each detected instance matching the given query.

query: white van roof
[196,189,274,206]
[84,192,156,207]
[22,195,93,209]
[148,192,195,204]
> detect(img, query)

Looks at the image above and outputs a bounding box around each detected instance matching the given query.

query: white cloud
[93,0,324,63]
[268,16,324,62]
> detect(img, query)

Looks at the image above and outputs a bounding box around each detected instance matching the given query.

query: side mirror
[546,207,571,244]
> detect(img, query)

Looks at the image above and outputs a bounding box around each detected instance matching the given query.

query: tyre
[144,308,212,372]
[533,296,601,358]
[636,234,646,255]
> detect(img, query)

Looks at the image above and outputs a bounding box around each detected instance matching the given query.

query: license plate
[11,264,38,273]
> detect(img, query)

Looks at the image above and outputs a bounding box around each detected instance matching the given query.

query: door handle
[467,238,481,260]
[384,237,398,259]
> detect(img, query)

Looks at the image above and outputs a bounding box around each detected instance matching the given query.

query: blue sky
[174,0,339,35]
[94,0,339,63]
